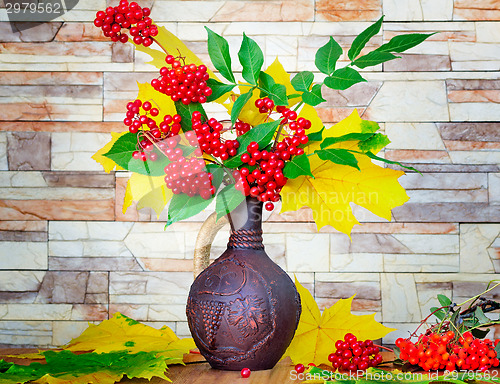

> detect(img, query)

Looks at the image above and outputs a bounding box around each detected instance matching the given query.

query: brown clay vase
[186,196,301,371]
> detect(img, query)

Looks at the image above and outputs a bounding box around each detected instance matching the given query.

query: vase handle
[193,212,229,278]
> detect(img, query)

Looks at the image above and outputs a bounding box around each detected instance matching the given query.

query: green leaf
[471,327,490,339]
[215,184,246,220]
[315,36,343,75]
[238,33,264,85]
[474,307,491,325]
[291,71,314,92]
[308,127,324,143]
[205,27,235,83]
[324,67,367,91]
[358,133,391,153]
[315,148,360,170]
[207,164,224,190]
[302,84,326,106]
[259,71,287,105]
[360,120,381,133]
[376,33,435,53]
[495,341,500,358]
[231,90,254,125]
[103,132,170,176]
[283,154,314,179]
[320,132,376,149]
[268,83,288,106]
[364,151,421,173]
[224,120,281,168]
[174,101,207,132]
[353,51,399,69]
[430,306,446,321]
[258,71,276,97]
[348,16,384,61]
[166,193,214,227]
[0,350,169,384]
[206,78,235,102]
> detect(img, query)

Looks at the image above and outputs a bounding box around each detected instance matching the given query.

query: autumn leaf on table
[0,350,169,384]
[283,278,395,366]
[66,313,195,363]
[281,109,409,235]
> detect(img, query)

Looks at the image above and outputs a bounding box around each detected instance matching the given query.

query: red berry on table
[294,363,305,373]
[240,368,251,378]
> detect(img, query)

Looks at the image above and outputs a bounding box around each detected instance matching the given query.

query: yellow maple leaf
[280,109,409,235]
[136,81,177,127]
[91,132,126,173]
[65,312,194,364]
[283,278,395,366]
[123,173,173,217]
[224,58,300,127]
[34,372,122,384]
[265,57,300,106]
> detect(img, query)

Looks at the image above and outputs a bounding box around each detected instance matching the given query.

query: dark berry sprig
[93,0,158,46]
[329,334,383,372]
[151,55,212,105]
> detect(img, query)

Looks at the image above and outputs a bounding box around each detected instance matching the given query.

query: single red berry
[240,368,251,378]
[295,363,305,373]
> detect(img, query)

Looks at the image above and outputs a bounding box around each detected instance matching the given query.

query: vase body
[186,197,301,371]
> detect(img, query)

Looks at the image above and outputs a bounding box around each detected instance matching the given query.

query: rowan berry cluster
[396,331,500,372]
[232,97,312,211]
[191,111,239,160]
[93,0,158,46]
[151,55,212,105]
[328,334,383,372]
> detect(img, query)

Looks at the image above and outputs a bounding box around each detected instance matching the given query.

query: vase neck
[227,197,264,250]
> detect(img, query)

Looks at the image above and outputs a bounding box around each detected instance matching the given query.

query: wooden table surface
[0,349,304,384]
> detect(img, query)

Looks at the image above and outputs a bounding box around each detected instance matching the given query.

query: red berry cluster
[164,156,215,199]
[231,97,312,212]
[151,55,212,105]
[191,112,239,161]
[328,334,383,372]
[397,331,500,372]
[234,143,287,212]
[235,120,251,136]
[124,99,160,134]
[93,0,158,45]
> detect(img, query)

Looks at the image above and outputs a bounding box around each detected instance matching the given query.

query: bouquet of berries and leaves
[93,0,434,235]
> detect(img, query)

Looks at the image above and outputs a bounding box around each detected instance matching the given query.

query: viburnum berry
[294,363,305,374]
[151,57,212,104]
[190,112,238,160]
[329,334,382,372]
[240,368,251,378]
[94,0,158,46]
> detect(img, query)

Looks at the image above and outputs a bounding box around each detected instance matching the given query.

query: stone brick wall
[0,0,499,347]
